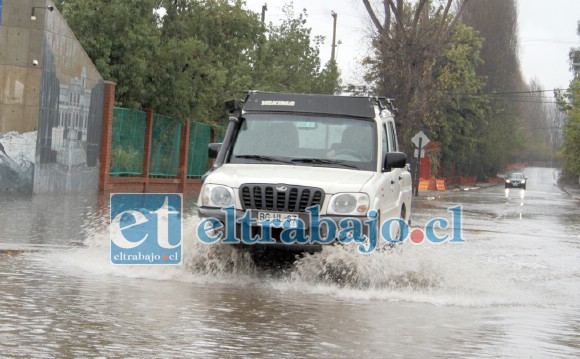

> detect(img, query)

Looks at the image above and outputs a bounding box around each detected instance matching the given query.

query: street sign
[414,149,425,157]
[411,131,430,148]
[411,131,429,197]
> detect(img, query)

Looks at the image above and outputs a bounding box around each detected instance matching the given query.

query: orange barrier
[418,180,431,191]
[418,178,446,191]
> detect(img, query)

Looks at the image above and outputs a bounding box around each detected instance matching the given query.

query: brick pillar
[178,120,191,192]
[99,81,116,192]
[143,108,154,192]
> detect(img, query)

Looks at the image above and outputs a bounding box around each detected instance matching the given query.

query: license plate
[254,211,299,223]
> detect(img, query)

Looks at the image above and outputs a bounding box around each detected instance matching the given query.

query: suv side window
[388,121,398,152]
[381,124,389,160]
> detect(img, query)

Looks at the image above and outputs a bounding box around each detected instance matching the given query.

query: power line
[443,88,573,105]
[459,88,568,96]
[342,84,572,105]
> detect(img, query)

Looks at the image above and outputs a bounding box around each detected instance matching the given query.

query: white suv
[197,91,412,257]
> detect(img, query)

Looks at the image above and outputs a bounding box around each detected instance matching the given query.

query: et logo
[110,194,182,265]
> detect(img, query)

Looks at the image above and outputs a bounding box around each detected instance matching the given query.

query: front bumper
[197,207,370,253]
[505,182,525,188]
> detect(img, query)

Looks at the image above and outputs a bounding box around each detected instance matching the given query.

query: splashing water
[291,243,440,289]
[183,216,257,276]
[285,240,537,306]
[31,212,536,307]
[37,214,256,282]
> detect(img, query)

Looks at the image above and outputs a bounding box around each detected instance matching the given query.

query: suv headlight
[328,193,369,215]
[200,184,235,208]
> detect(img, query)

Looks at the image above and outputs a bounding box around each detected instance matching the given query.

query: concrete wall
[0,0,104,192]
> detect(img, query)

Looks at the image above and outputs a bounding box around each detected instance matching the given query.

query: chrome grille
[240,184,324,212]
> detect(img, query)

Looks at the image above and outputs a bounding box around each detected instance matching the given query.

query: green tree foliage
[363,0,490,177]
[154,0,262,121]
[557,21,580,181]
[558,80,580,179]
[254,5,339,94]
[54,0,161,110]
[54,0,339,123]
[362,0,470,153]
[430,23,488,177]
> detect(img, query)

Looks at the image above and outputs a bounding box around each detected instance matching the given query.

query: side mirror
[208,143,222,159]
[383,152,407,172]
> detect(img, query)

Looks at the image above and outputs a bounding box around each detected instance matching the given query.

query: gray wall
[0,0,104,192]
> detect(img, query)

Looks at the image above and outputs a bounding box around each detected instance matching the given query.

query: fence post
[99,81,116,192]
[143,108,154,192]
[178,119,191,192]
[208,126,216,169]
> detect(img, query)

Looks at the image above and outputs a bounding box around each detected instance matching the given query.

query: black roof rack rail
[372,96,398,114]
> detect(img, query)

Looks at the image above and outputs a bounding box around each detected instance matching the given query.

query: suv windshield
[229,114,376,171]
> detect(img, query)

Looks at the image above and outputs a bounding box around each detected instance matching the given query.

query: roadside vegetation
[556,21,580,184]
[54,0,338,123]
[55,0,566,180]
[362,0,562,179]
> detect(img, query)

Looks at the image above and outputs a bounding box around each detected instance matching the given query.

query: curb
[420,182,499,194]
[559,185,580,202]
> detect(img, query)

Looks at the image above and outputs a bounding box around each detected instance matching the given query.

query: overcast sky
[242,0,580,92]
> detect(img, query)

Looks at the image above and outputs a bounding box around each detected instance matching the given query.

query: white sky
[242,0,580,91]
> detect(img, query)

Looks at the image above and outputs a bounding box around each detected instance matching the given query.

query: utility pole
[261,3,268,23]
[330,11,337,63]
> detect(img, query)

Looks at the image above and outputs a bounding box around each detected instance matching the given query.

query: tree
[362,0,470,153]
[362,0,493,178]
[462,0,527,176]
[253,4,339,94]
[557,80,580,181]
[54,0,162,110]
[431,23,488,177]
[557,20,580,182]
[155,0,263,121]
[54,0,339,123]
[518,79,560,164]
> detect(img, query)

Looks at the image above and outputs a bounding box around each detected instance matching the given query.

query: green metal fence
[187,122,211,178]
[110,107,146,176]
[110,107,220,179]
[149,114,181,177]
[187,124,227,177]
[214,125,227,143]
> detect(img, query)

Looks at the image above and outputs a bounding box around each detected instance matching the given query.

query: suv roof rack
[231,91,398,119]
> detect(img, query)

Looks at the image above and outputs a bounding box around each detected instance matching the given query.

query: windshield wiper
[291,158,359,169]
[234,155,293,164]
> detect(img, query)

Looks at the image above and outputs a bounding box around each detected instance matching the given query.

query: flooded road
[1,167,580,358]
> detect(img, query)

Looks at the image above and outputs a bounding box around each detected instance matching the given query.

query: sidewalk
[560,184,580,202]
[414,182,499,200]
